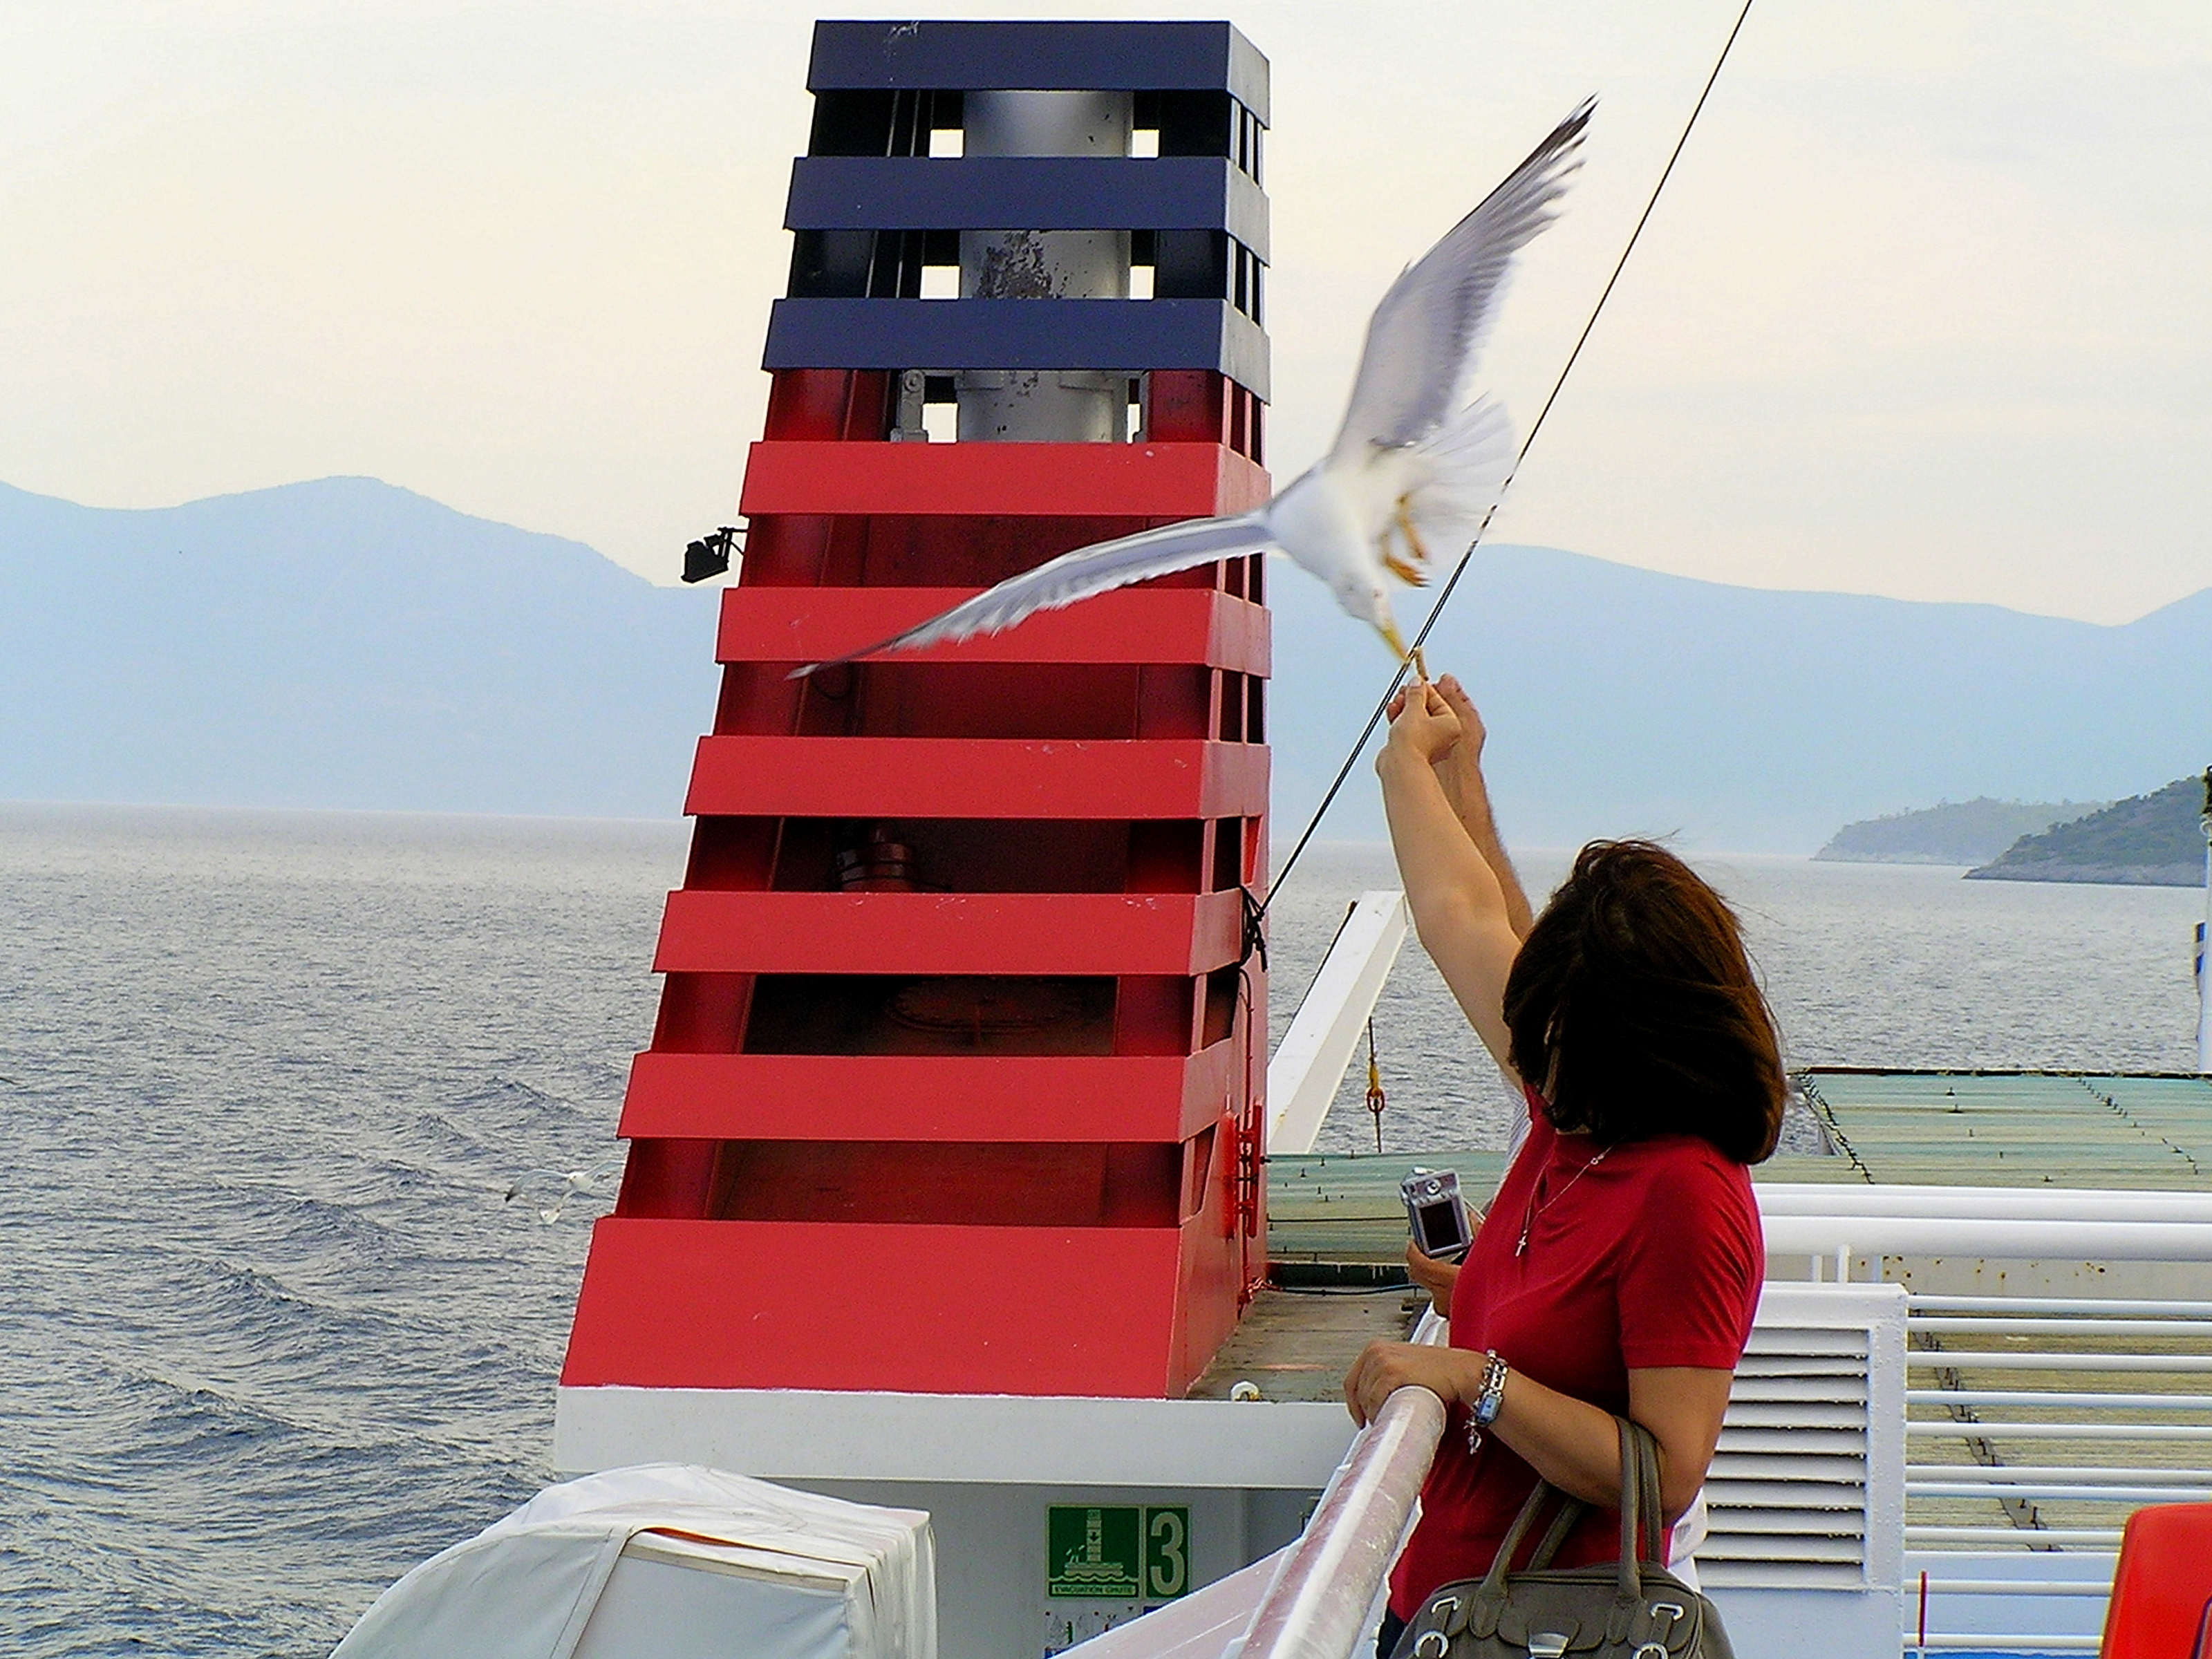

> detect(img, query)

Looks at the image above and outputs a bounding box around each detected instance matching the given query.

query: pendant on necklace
[1514,1146,1609,1257]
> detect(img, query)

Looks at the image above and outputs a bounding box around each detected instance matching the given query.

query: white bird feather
[794,100,1592,675]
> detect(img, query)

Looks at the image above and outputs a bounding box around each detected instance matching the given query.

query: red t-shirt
[1387,1101,1764,1618]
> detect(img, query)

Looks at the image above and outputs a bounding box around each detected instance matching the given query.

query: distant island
[1969,776,2209,887]
[1814,798,2106,866]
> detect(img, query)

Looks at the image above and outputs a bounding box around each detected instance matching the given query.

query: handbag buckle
[1414,1633,1450,1659]
[1528,1635,1572,1659]
[1632,1600,1688,1656]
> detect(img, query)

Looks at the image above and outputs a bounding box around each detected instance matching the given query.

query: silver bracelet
[1465,1350,1509,1454]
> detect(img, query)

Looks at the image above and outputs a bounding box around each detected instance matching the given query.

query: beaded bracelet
[1466,1350,1509,1454]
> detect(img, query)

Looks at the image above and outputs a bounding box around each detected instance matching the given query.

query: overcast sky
[5,1,2207,622]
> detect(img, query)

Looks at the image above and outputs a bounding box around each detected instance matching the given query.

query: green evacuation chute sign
[1047,1506,1190,1601]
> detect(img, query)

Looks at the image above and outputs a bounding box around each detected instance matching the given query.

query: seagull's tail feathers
[791,511,1277,677]
[1407,395,1515,555]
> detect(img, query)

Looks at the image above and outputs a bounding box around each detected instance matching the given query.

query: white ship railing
[1221,1310,1447,1659]
[1900,1291,2212,1655]
[1068,906,2212,1659]
[1075,1266,2212,1659]
[1266,890,1409,1158]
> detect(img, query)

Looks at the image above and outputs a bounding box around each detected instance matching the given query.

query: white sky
[4,1,2207,622]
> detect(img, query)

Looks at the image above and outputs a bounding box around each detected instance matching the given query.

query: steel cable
[1264,0,1761,912]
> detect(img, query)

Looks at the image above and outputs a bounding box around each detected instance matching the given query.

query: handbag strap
[1477,1418,1670,1603]
[1525,1494,1587,1571]
[1611,1417,1671,1601]
[1476,1475,1571,1597]
[1632,1421,1667,1563]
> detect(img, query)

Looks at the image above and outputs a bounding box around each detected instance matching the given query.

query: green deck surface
[1268,1070,2212,1264]
[1803,1070,2211,1188]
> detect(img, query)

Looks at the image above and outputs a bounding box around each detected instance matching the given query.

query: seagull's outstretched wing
[1331,100,1592,461]
[793,511,1276,677]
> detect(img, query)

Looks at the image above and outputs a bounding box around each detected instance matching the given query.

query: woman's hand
[1381,679,1462,769]
[1432,674,1488,765]
[1406,1239,1462,1318]
[1342,1339,1479,1427]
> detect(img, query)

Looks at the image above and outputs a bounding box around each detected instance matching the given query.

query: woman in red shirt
[1344,675,1780,1658]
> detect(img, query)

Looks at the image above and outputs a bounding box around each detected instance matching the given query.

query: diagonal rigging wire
[1263,0,1760,912]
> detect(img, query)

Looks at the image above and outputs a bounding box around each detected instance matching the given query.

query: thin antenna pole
[2197,766,2211,1074]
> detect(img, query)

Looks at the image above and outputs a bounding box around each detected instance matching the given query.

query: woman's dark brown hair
[1503,840,1784,1163]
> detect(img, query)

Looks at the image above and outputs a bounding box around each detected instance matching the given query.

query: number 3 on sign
[1144,1507,1188,1600]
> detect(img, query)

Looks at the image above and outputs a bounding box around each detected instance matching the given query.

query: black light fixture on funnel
[682,525,742,584]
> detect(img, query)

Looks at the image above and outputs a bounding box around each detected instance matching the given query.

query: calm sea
[1,805,2202,1656]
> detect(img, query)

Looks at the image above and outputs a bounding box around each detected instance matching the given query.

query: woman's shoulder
[1609,1135,1765,1310]
[1617,1133,1758,1217]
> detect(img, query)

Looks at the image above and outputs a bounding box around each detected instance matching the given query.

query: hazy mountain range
[1269,540,2211,852]
[5,476,2206,853]
[0,477,711,818]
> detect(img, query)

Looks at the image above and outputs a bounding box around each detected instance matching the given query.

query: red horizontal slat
[653,889,1241,976]
[717,585,1269,673]
[738,439,1271,518]
[685,735,1268,820]
[618,1048,1239,1142]
[561,1218,1184,1394]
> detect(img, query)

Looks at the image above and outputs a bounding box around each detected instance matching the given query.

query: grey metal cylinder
[957,91,1133,443]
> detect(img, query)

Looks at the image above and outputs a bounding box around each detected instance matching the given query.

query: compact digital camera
[1400,1167,1476,1263]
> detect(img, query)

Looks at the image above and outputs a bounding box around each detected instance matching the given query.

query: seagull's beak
[1381,619,1430,677]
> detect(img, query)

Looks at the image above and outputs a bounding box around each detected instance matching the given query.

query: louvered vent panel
[1700,1322,1871,1591]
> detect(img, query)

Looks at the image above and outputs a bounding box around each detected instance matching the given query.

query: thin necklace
[1515,1145,1612,1256]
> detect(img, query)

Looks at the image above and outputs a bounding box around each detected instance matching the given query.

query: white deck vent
[1700,1283,1906,1594]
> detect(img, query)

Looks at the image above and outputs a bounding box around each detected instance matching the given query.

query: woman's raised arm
[1377,683,1523,1078]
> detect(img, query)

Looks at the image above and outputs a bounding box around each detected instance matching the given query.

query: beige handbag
[1389,1419,1734,1659]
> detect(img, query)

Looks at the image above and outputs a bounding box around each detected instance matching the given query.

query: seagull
[794,100,1592,677]
[501,1167,610,1225]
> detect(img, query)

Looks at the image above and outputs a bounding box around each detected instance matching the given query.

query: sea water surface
[1,805,2202,1656]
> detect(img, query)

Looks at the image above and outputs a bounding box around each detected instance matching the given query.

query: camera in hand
[1400,1166,1474,1263]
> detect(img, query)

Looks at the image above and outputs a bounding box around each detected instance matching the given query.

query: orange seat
[2103,1503,2212,1658]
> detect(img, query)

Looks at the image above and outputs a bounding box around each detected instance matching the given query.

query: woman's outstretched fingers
[1383,682,1463,765]
[1434,675,1488,753]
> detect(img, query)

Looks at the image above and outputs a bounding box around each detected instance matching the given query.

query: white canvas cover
[332,1463,934,1659]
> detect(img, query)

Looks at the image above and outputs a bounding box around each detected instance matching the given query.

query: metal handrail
[1906,1387,2212,1409]
[1911,1481,2211,1503]
[1760,1183,2212,1221]
[1907,1526,2123,1546]
[1905,1420,2212,1440]
[1904,1286,2211,1654]
[1904,1351,2212,1371]
[1920,1580,2111,1597]
[1911,1294,2212,1317]
[1911,1315,2212,1335]
[1223,1313,1447,1659]
[1767,1213,2212,1262]
[1907,1464,2212,1483]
